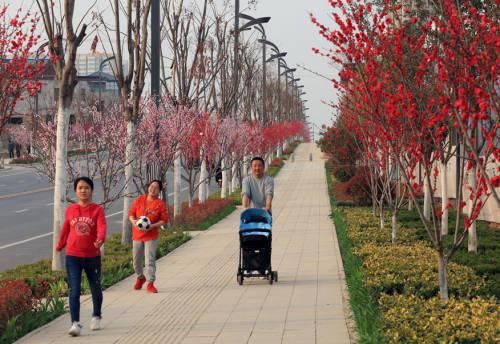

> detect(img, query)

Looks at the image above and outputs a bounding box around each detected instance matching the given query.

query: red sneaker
[147,282,158,293]
[134,276,146,290]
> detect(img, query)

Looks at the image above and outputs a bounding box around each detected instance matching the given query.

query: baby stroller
[237,208,278,285]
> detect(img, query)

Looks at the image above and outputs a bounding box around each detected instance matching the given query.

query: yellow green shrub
[354,242,485,298]
[379,294,499,343]
[342,208,420,246]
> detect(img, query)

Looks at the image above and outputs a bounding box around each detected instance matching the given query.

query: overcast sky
[245,0,337,136]
[8,0,337,135]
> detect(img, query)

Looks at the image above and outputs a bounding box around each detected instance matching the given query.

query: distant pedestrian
[56,176,106,337]
[129,180,168,294]
[7,139,15,158]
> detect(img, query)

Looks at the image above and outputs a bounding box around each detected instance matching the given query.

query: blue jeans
[66,255,103,322]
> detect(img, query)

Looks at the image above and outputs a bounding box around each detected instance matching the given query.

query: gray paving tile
[16,144,352,344]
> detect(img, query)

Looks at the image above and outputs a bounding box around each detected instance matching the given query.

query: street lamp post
[240,14,271,123]
[98,56,116,110]
[31,42,49,156]
[233,0,240,116]
[291,78,300,119]
[151,0,160,106]
[265,50,287,122]
[280,67,296,120]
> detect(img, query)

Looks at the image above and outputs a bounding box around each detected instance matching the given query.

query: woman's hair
[148,179,163,192]
[74,176,94,191]
[251,156,265,166]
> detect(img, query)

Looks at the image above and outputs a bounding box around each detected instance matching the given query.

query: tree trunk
[221,157,227,198]
[379,203,385,229]
[391,212,397,244]
[188,186,193,208]
[277,145,282,158]
[242,155,249,177]
[51,103,71,271]
[198,157,207,203]
[437,253,449,300]
[408,196,413,210]
[468,170,477,253]
[121,121,136,245]
[231,153,238,191]
[440,161,449,236]
[424,176,431,221]
[228,159,233,194]
[174,151,182,217]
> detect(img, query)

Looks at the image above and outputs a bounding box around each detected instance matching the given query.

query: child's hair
[149,179,163,191]
[74,176,94,191]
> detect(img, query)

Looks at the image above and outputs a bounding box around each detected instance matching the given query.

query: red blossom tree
[0,6,43,137]
[313,0,499,300]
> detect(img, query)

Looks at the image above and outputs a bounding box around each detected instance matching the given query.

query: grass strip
[325,164,385,343]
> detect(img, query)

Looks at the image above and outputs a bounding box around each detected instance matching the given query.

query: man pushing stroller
[242,156,274,215]
[237,156,277,285]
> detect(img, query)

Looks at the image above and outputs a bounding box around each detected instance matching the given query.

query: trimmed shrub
[0,280,33,332]
[379,294,499,344]
[332,164,356,182]
[354,242,485,298]
[344,167,373,205]
[171,199,233,229]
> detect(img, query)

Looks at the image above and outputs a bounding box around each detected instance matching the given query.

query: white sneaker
[68,322,81,336]
[90,316,101,330]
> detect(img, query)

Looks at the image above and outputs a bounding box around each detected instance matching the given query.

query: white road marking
[46,202,54,206]
[106,211,122,218]
[0,170,32,179]
[168,186,189,196]
[15,209,29,213]
[0,232,52,251]
[0,186,196,250]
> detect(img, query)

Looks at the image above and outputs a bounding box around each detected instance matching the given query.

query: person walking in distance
[7,139,15,158]
[129,180,168,293]
[56,177,106,336]
[242,157,274,215]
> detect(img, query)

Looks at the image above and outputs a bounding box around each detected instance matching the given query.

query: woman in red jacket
[56,176,106,337]
[129,180,168,293]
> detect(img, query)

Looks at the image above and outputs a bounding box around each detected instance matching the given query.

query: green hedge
[324,160,499,343]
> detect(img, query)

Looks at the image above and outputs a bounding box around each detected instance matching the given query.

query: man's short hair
[251,156,265,166]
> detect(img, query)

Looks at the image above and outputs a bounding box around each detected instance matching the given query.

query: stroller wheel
[237,273,244,285]
[268,272,273,285]
[273,271,278,282]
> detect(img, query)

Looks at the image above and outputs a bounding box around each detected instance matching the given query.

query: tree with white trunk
[36,0,89,270]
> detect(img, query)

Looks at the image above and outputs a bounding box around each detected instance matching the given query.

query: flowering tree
[12,104,128,209]
[36,0,89,270]
[133,98,195,199]
[179,112,220,207]
[0,6,43,136]
[313,0,499,299]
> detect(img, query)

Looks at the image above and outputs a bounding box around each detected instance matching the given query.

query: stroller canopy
[240,208,272,231]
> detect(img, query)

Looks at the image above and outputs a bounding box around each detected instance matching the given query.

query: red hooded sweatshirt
[56,203,107,257]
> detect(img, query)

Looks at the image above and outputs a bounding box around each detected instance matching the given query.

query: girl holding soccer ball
[56,176,106,337]
[128,180,168,293]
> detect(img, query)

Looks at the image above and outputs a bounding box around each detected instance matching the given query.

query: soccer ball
[136,216,152,231]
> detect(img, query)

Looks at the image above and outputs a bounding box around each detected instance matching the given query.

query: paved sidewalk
[17,143,351,344]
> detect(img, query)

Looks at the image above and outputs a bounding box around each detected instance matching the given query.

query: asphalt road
[0,165,221,272]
